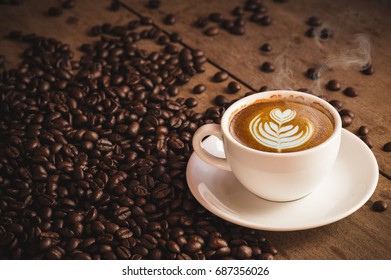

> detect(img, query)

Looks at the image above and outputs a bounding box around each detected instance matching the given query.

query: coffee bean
[204,27,220,36]
[361,64,374,75]
[48,7,62,17]
[209,12,224,23]
[193,84,206,94]
[339,109,355,119]
[166,240,181,253]
[208,237,228,249]
[185,97,198,108]
[115,245,132,259]
[185,240,202,253]
[115,207,132,220]
[260,61,275,73]
[84,131,99,142]
[383,142,391,152]
[147,0,161,9]
[360,135,373,148]
[62,0,75,9]
[116,228,133,239]
[195,17,208,28]
[232,6,244,16]
[357,126,369,136]
[306,67,320,80]
[343,87,358,97]
[214,95,229,106]
[259,253,274,260]
[329,100,343,110]
[306,16,322,27]
[230,26,245,35]
[164,14,176,25]
[96,138,114,152]
[341,115,353,128]
[213,71,229,82]
[372,200,387,212]
[260,43,272,52]
[227,81,241,93]
[259,15,272,26]
[326,79,341,91]
[236,245,252,259]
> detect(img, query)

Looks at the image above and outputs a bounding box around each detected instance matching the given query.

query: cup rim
[221,90,342,156]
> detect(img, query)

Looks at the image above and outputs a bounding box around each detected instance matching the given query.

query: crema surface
[230,100,334,153]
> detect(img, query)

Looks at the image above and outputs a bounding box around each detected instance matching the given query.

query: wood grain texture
[0,0,390,260]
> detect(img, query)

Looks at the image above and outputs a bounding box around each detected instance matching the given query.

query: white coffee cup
[192,90,342,202]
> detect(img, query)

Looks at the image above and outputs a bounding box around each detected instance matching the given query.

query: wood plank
[121,0,391,177]
[0,0,390,260]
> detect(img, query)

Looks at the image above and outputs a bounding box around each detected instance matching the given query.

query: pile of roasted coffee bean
[0,19,277,259]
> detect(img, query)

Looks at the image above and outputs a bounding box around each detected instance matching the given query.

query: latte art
[249,108,314,152]
[230,99,334,153]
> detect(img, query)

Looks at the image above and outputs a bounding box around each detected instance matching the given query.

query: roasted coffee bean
[221,19,234,30]
[185,240,202,253]
[230,26,245,35]
[259,15,272,26]
[326,79,341,91]
[115,245,132,259]
[232,6,244,16]
[320,28,333,39]
[260,43,272,52]
[140,234,158,249]
[214,95,229,106]
[209,12,224,22]
[164,14,176,25]
[48,7,62,17]
[193,84,206,94]
[360,135,373,148]
[147,0,161,9]
[62,0,76,9]
[204,27,220,36]
[260,61,275,73]
[110,1,120,11]
[306,16,322,27]
[227,81,241,93]
[195,17,208,28]
[306,67,320,80]
[372,200,387,212]
[343,87,358,97]
[259,253,274,260]
[361,64,374,75]
[96,138,114,152]
[213,71,229,82]
[339,109,355,119]
[185,97,198,108]
[305,27,315,37]
[116,228,133,239]
[357,126,369,136]
[329,99,343,110]
[235,245,252,259]
[383,142,391,152]
[341,115,353,128]
[208,237,228,249]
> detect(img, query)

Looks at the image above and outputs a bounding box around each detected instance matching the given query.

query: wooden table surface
[0,0,390,260]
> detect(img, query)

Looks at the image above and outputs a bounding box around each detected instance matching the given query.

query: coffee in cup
[192,90,342,202]
[229,99,334,153]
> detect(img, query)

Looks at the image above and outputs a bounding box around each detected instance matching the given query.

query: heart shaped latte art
[249,108,314,152]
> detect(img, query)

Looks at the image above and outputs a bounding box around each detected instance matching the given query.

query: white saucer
[186,129,379,231]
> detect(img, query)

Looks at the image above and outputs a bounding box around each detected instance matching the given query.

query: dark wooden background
[0,0,390,259]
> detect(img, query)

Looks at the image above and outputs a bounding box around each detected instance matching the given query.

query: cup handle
[192,124,231,171]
